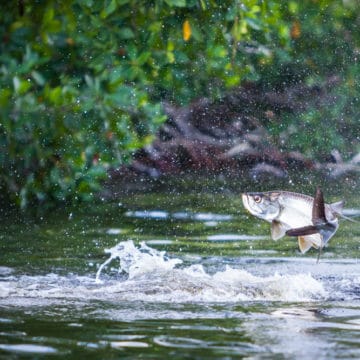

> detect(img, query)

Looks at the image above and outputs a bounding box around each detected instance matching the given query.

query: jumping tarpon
[242,188,344,253]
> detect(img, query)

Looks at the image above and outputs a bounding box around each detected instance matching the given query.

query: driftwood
[111,81,359,184]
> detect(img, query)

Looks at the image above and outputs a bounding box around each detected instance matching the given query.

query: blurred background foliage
[0,0,359,208]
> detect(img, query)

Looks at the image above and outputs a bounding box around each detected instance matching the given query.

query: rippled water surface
[1,185,360,359]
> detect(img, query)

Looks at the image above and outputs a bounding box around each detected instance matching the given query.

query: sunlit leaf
[183,20,191,41]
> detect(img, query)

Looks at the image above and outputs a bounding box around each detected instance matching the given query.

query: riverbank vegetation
[1,0,359,209]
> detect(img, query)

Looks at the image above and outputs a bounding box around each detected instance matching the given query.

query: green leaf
[31,71,45,86]
[119,27,135,39]
[137,51,151,65]
[0,89,11,106]
[246,17,262,31]
[164,0,186,7]
[43,7,55,23]
[47,86,62,105]
[100,0,117,18]
[13,76,31,94]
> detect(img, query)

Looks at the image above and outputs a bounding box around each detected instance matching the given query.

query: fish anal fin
[298,236,313,254]
[298,234,322,254]
[271,220,286,240]
[307,234,322,249]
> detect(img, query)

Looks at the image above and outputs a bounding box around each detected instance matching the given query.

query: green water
[1,179,360,359]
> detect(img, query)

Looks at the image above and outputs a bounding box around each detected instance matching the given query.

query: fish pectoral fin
[286,226,318,237]
[298,234,322,254]
[271,220,286,240]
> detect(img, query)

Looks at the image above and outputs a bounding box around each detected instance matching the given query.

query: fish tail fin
[330,200,344,215]
[330,200,359,223]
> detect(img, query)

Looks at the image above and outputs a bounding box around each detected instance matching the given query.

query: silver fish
[242,188,344,253]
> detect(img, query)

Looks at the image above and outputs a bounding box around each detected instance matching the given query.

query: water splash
[93,240,326,302]
[7,241,360,306]
[95,240,182,283]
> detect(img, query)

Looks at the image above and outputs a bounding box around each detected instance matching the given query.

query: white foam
[0,267,14,276]
[0,241,334,305]
[92,241,326,302]
[95,240,182,282]
[0,283,11,298]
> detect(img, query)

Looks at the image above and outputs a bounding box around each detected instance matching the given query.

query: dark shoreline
[106,80,360,198]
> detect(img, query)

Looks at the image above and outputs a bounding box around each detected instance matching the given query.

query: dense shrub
[0,0,359,208]
[0,0,291,208]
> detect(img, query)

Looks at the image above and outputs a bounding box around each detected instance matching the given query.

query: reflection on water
[0,190,360,359]
[125,210,234,221]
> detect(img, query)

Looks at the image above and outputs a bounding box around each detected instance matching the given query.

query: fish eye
[254,195,261,203]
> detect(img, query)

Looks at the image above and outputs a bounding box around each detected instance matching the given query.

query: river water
[0,182,360,359]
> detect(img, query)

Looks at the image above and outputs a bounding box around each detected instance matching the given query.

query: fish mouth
[241,193,248,204]
[241,193,251,213]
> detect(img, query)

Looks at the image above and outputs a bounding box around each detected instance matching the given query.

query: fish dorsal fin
[298,234,322,254]
[271,220,286,240]
[312,187,326,224]
[330,200,344,215]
